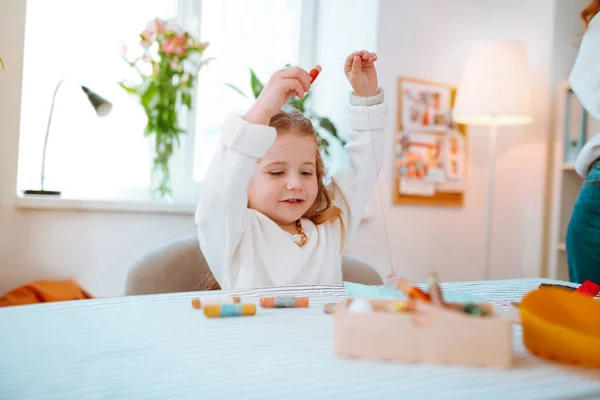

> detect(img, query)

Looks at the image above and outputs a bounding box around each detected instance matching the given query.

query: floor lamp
[453,41,533,280]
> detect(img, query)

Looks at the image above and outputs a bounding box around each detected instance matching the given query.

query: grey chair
[124,236,382,295]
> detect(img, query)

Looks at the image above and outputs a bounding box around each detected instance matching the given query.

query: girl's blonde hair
[198,107,346,291]
[582,0,600,28]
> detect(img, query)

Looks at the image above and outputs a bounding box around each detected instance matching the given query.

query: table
[1,278,599,400]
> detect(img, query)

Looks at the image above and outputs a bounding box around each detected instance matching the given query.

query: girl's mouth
[282,199,305,205]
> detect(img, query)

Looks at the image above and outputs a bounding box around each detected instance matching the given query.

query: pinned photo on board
[401,80,451,132]
[395,132,445,184]
[443,130,465,181]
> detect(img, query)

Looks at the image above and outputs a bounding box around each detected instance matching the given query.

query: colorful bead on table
[191,296,241,309]
[427,272,445,306]
[397,279,431,302]
[203,303,256,318]
[348,299,373,313]
[386,300,416,313]
[260,296,309,308]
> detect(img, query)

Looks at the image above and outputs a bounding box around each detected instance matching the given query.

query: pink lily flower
[153,18,166,35]
[140,29,153,48]
[117,42,128,56]
[161,34,188,57]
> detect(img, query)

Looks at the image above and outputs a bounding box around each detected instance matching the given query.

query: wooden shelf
[548,81,599,280]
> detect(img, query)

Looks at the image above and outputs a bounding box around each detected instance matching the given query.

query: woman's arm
[569,11,600,120]
[570,12,600,178]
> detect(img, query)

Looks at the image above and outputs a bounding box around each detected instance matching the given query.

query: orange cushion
[0,279,94,307]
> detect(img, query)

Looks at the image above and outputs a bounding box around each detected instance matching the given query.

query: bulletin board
[392,77,468,207]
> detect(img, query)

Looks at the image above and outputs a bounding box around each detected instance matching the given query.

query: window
[17,0,379,206]
[18,0,309,204]
[192,0,307,183]
[18,0,180,202]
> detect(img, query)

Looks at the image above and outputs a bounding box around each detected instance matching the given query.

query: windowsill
[13,195,374,222]
[14,195,196,215]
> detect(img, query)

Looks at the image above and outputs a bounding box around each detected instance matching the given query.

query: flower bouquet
[119,17,210,198]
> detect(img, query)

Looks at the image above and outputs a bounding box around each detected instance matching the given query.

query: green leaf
[319,117,347,146]
[286,96,301,111]
[249,68,264,99]
[181,91,192,108]
[318,136,330,156]
[141,83,158,109]
[118,82,140,96]
[300,90,311,105]
[144,122,154,136]
[225,83,249,99]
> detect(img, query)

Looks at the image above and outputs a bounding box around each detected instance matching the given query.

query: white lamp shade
[453,41,533,126]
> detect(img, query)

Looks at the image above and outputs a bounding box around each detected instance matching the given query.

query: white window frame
[168,0,202,205]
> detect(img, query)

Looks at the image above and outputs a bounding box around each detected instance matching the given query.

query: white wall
[342,0,559,282]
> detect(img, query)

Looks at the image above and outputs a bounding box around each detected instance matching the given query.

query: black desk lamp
[23,79,112,196]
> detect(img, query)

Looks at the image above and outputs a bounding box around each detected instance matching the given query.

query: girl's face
[247,132,319,229]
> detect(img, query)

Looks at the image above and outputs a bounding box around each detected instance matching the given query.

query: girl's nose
[286,175,302,191]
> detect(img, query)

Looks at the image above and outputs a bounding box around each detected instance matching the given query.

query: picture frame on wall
[393,77,468,207]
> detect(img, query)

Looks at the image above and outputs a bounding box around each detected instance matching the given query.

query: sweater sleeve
[570,14,600,178]
[576,133,600,178]
[330,88,388,238]
[569,13,600,121]
[194,114,276,288]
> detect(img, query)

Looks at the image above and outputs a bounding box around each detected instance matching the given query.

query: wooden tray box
[333,298,514,368]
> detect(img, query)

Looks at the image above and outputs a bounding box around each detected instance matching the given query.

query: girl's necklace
[294,220,308,247]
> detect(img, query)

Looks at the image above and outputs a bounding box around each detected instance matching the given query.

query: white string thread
[365,91,396,286]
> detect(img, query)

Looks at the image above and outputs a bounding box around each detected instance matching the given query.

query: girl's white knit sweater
[195,89,387,289]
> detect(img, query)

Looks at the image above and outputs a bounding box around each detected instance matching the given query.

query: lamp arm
[40,78,70,191]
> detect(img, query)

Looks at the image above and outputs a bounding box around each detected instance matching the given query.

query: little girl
[195,50,387,290]
[566,0,600,284]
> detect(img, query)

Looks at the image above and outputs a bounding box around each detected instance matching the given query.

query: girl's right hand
[244,67,312,126]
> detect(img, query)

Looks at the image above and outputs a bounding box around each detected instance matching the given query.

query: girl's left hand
[344,50,378,97]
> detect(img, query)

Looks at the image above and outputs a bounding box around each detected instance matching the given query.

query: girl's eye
[269,171,284,176]
[301,171,314,176]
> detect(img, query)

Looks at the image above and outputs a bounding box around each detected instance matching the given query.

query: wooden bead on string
[309,65,322,83]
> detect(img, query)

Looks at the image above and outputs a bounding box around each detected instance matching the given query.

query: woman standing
[566,0,600,283]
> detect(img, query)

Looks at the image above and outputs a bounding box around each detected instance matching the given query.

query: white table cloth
[1,278,599,400]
